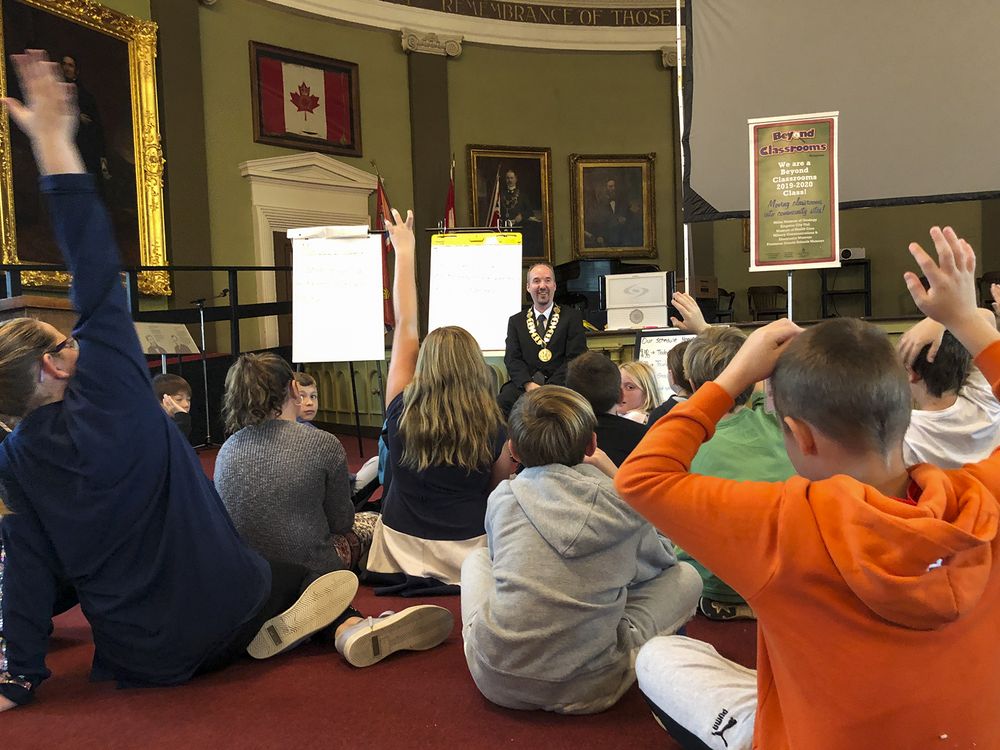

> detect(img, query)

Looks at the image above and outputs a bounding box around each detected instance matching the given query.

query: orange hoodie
[616,340,1000,750]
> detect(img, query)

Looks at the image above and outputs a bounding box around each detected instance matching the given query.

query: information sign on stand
[749,112,840,272]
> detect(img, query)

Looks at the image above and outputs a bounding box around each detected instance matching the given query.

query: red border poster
[748,112,840,271]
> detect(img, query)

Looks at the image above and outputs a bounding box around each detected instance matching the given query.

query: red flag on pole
[444,158,456,229]
[374,175,395,329]
[485,166,501,228]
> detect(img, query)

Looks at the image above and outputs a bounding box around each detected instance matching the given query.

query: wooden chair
[747,285,787,321]
[716,288,736,323]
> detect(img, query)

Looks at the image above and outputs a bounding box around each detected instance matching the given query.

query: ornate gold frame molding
[0,0,169,295]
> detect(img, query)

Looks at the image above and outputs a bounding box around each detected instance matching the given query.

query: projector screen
[683,0,1000,221]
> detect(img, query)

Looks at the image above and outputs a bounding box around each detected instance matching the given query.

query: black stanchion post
[347,361,364,458]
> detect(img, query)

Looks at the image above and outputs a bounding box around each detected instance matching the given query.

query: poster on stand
[749,112,840,272]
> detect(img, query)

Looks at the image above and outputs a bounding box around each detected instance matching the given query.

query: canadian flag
[258,59,351,143]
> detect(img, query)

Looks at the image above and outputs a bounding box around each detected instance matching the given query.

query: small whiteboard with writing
[635,329,697,403]
[428,233,522,351]
[291,229,385,363]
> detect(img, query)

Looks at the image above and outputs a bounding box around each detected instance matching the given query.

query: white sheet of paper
[292,235,385,363]
[428,234,522,351]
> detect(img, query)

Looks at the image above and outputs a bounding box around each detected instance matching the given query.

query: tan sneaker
[246,570,359,659]
[335,605,453,668]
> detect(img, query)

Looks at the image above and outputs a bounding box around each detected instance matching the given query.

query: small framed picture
[249,41,362,157]
[570,153,656,258]
[467,144,553,264]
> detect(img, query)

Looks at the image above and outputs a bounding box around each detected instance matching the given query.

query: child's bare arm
[583,446,618,479]
[383,209,418,405]
[904,226,1000,358]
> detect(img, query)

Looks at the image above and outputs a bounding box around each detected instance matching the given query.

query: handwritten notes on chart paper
[428,233,523,351]
[291,232,385,363]
[636,330,696,403]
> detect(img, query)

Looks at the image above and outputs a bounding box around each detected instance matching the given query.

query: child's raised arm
[904,226,1000,358]
[384,208,418,404]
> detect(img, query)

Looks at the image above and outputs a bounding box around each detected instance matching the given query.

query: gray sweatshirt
[467,462,676,692]
[214,419,353,574]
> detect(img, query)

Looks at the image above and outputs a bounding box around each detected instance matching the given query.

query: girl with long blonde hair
[618,360,661,424]
[366,212,515,590]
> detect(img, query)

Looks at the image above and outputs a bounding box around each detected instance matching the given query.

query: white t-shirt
[904,368,1000,469]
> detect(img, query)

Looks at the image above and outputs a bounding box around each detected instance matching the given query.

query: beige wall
[700,200,988,322]
[100,0,149,20]
[196,0,413,270]
[448,45,677,271]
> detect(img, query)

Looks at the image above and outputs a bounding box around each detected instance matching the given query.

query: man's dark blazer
[498,305,587,414]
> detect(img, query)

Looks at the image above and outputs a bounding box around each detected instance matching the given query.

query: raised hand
[903,227,977,330]
[1,49,84,175]
[670,291,709,334]
[714,318,803,401]
[383,208,415,256]
[903,226,998,358]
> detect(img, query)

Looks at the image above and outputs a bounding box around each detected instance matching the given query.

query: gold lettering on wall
[387,0,682,27]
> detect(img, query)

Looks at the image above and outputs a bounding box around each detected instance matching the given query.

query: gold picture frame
[467,144,553,264]
[0,0,169,295]
[569,153,656,259]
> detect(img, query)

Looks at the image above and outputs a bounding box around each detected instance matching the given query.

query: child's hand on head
[897,316,946,368]
[903,226,978,330]
[715,318,803,401]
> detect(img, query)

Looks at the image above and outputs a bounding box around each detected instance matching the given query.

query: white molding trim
[264,0,680,52]
[401,28,464,57]
[239,152,376,349]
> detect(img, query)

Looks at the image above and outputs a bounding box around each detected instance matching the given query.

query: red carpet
[3,593,754,749]
[2,436,756,748]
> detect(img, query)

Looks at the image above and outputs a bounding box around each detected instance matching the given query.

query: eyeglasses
[45,336,78,355]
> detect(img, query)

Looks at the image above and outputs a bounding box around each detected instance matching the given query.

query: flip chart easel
[428,232,523,352]
[289,225,386,456]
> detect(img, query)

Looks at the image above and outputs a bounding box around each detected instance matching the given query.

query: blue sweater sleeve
[40,174,161,479]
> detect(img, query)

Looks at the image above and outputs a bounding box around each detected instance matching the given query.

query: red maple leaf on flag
[289,82,320,119]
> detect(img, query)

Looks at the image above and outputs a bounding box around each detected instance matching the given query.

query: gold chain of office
[526,305,560,362]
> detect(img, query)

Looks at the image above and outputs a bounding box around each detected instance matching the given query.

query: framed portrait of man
[0,0,168,295]
[570,153,656,259]
[467,144,553,264]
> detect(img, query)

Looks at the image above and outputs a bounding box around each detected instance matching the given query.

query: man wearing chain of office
[497,263,587,416]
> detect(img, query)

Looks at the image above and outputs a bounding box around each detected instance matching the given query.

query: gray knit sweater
[214,419,354,574]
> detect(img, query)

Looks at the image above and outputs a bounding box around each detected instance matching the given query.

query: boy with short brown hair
[616,226,1000,749]
[461,385,701,714]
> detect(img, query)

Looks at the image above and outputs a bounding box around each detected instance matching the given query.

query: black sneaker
[698,596,756,622]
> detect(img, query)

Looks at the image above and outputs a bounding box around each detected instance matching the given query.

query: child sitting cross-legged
[461,385,701,714]
[616,226,1000,749]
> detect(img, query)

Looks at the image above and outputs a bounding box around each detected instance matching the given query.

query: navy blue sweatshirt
[0,174,270,705]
